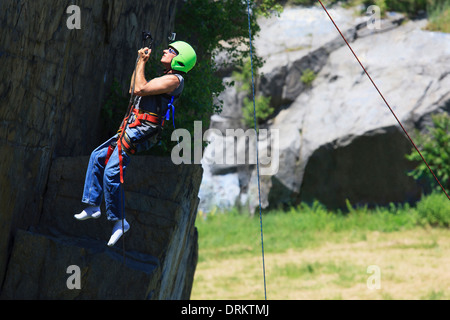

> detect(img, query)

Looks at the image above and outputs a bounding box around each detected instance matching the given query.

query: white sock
[74,206,101,220]
[107,219,130,247]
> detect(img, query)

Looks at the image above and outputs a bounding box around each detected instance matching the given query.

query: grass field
[191,194,450,300]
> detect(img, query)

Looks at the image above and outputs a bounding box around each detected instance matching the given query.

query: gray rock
[0,0,203,299]
[203,6,450,212]
[299,127,421,209]
[1,155,202,299]
[2,229,160,300]
[270,18,450,209]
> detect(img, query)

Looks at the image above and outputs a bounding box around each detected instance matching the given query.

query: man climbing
[74,41,197,246]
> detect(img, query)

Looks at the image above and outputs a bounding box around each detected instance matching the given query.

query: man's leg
[76,136,116,220]
[103,143,131,246]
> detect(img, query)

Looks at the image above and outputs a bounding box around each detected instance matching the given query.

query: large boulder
[270,17,450,209]
[200,6,450,212]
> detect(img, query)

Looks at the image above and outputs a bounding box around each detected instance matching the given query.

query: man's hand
[138,47,151,63]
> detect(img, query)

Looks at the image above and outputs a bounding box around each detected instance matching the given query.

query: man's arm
[129,48,148,94]
[129,48,180,96]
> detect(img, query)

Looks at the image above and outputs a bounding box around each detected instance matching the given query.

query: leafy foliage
[101,0,282,156]
[164,0,281,153]
[231,59,274,128]
[405,113,450,193]
[416,192,450,227]
[243,95,273,128]
[300,68,317,87]
[100,79,129,138]
[340,0,450,30]
[426,0,450,33]
[289,0,316,5]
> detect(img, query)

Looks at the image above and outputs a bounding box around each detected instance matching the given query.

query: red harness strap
[103,113,131,182]
[117,116,130,184]
[128,108,165,128]
[104,144,115,166]
[105,108,164,183]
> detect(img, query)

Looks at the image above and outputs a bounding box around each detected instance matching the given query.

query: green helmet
[169,41,197,73]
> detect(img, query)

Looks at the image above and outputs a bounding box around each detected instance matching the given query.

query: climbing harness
[317,0,450,201]
[246,0,267,300]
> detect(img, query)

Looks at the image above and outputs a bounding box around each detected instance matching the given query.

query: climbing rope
[246,0,267,300]
[317,0,450,201]
[118,32,154,264]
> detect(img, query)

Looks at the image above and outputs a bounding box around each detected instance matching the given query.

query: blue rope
[246,0,267,300]
[165,96,176,129]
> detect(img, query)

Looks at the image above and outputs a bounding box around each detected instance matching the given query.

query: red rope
[317,0,450,200]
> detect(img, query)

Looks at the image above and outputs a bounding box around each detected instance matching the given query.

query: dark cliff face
[1,155,202,299]
[0,0,191,296]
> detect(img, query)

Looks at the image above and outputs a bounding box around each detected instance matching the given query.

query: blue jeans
[82,119,158,221]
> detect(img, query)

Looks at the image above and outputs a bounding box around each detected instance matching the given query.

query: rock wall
[1,155,202,299]
[0,0,202,298]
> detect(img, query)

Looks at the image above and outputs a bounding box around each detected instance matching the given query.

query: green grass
[195,193,450,262]
[274,260,364,285]
[193,193,450,299]
[427,3,450,33]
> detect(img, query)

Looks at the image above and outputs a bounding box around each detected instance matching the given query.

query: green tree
[165,0,281,153]
[243,95,273,128]
[232,59,274,128]
[102,0,282,156]
[406,113,450,193]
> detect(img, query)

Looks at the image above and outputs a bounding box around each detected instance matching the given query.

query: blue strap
[165,96,176,129]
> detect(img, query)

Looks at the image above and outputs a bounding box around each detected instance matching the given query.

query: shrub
[100,0,282,155]
[343,0,450,33]
[300,68,316,87]
[405,113,450,193]
[242,95,274,128]
[416,192,450,227]
[427,0,450,33]
[233,59,274,128]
